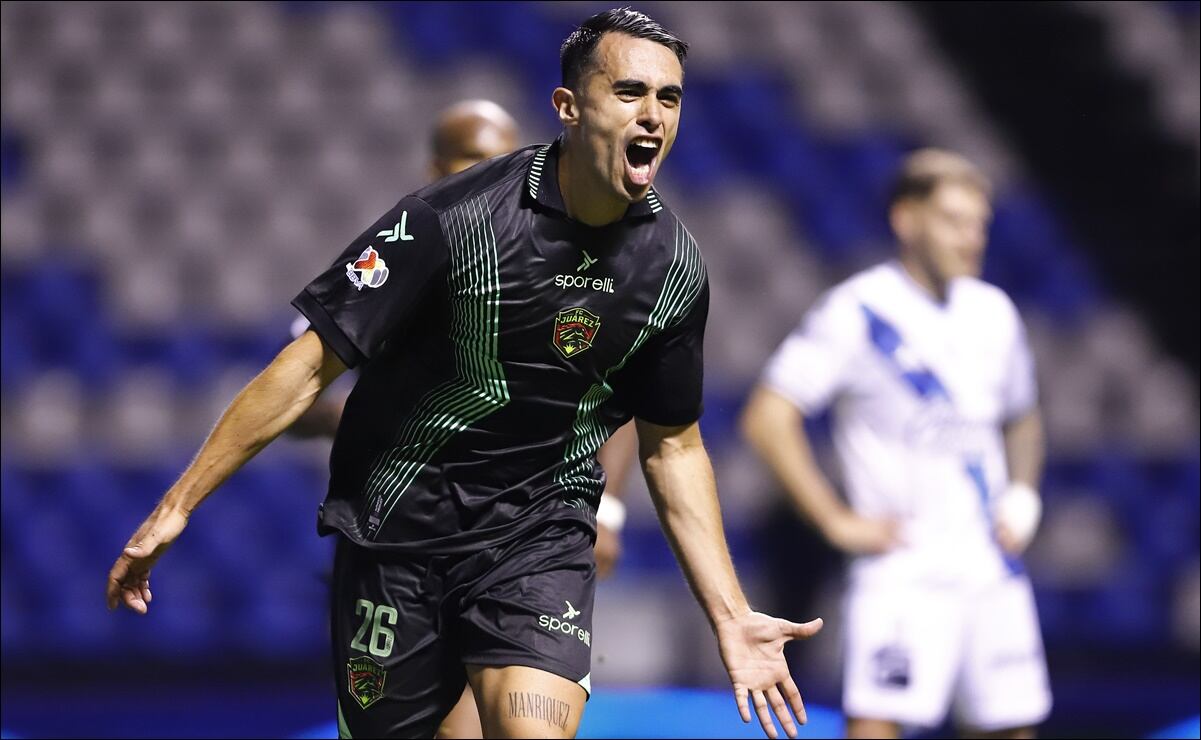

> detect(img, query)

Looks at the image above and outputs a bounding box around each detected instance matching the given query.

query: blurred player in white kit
[742,149,1052,739]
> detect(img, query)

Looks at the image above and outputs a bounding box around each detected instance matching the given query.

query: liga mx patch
[345,246,390,290]
[347,656,387,709]
[553,306,601,358]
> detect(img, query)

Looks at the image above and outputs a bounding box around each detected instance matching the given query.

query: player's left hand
[995,521,1027,556]
[716,611,824,739]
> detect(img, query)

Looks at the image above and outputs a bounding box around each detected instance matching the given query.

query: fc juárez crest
[347,656,387,709]
[553,307,601,359]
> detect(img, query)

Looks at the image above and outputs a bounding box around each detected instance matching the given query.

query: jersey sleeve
[611,280,710,427]
[292,195,447,368]
[1000,307,1039,420]
[760,289,861,414]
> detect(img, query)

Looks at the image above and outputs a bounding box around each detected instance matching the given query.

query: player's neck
[897,256,950,304]
[558,145,629,227]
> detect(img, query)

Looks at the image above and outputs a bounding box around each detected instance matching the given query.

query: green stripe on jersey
[555,219,706,503]
[358,193,510,538]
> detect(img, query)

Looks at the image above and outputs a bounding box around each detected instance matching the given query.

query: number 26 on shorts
[350,598,397,658]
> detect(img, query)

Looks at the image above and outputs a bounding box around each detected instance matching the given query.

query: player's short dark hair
[560,7,688,91]
[889,148,993,207]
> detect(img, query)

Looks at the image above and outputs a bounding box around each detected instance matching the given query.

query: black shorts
[330,521,596,738]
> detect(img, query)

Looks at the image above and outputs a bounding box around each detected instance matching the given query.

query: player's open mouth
[624,137,661,188]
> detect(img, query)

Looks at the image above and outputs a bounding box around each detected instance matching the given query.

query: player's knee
[845,716,902,739]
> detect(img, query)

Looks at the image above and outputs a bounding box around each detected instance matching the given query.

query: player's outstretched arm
[740,385,900,555]
[106,329,348,614]
[636,418,823,739]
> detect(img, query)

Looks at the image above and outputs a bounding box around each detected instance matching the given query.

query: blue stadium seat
[0,128,25,189]
[140,563,222,657]
[1130,461,1199,570]
[238,568,328,658]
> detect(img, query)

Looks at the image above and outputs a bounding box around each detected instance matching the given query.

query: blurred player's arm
[106,330,348,614]
[995,407,1045,554]
[740,385,899,555]
[637,418,823,738]
[593,421,637,578]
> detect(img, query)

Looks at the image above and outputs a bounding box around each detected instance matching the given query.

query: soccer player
[107,8,821,739]
[740,149,1052,739]
[285,97,635,739]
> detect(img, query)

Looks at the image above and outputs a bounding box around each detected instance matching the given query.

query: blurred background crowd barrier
[1,2,1197,737]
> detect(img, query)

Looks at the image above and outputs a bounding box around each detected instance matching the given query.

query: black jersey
[293,137,708,553]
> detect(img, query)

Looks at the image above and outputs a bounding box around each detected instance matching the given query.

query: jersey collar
[526,136,663,221]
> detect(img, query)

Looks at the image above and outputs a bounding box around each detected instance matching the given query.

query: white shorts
[842,574,1052,731]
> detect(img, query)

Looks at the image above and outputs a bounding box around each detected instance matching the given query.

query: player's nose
[636,99,663,131]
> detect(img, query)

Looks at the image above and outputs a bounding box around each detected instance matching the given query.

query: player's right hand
[106,506,189,614]
[821,511,901,555]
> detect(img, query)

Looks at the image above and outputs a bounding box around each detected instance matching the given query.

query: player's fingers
[107,557,133,610]
[881,518,906,548]
[121,586,147,615]
[140,578,153,604]
[782,617,823,641]
[995,524,1020,554]
[753,689,778,739]
[735,686,751,723]
[782,676,808,726]
[106,575,122,611]
[767,686,796,738]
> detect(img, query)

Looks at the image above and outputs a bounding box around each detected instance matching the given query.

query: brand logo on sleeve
[346,246,390,290]
[552,307,601,358]
[376,211,415,242]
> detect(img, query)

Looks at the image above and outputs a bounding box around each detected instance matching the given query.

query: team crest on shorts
[872,644,911,688]
[347,656,387,709]
[345,246,390,290]
[553,307,601,358]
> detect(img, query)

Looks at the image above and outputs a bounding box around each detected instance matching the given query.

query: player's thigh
[842,580,964,729]
[468,664,586,739]
[956,576,1051,733]
[436,684,483,739]
[331,538,466,738]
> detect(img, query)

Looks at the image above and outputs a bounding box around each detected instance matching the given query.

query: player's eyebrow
[613,79,649,93]
[613,79,684,100]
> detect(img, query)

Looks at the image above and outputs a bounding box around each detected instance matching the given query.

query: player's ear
[889,201,916,243]
[553,87,580,128]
